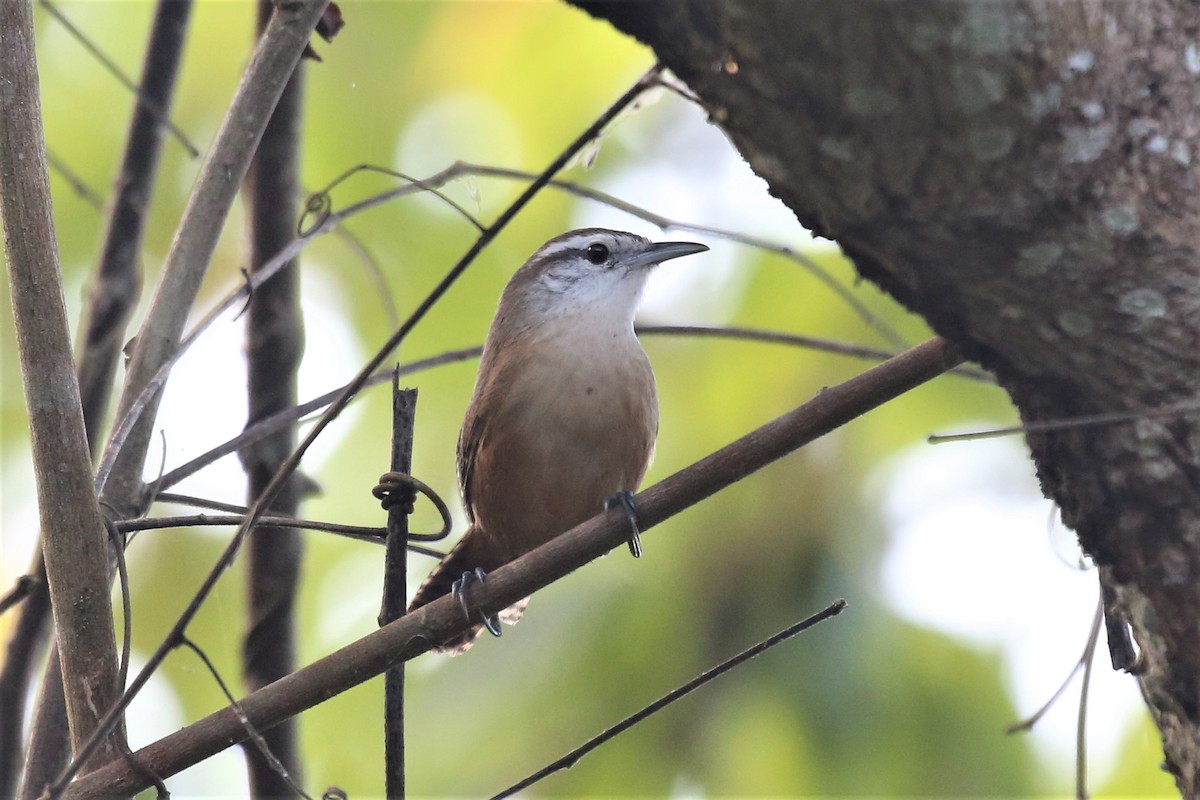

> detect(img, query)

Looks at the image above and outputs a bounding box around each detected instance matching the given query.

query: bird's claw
[452,567,502,637]
[606,490,643,558]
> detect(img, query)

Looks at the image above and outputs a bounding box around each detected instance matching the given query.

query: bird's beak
[619,240,709,272]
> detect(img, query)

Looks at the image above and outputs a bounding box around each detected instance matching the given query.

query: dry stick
[44,150,105,209]
[3,4,194,794]
[43,2,330,794]
[62,336,960,800]
[0,578,34,615]
[639,325,991,382]
[179,637,311,800]
[103,141,907,494]
[158,321,975,497]
[0,0,124,777]
[78,0,193,443]
[239,1,307,794]
[307,161,902,349]
[98,0,328,517]
[928,400,1200,443]
[37,0,199,157]
[492,599,847,799]
[143,494,446,556]
[115,514,384,543]
[380,384,418,799]
[59,63,664,795]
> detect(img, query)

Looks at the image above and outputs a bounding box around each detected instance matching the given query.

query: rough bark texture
[572,0,1200,792]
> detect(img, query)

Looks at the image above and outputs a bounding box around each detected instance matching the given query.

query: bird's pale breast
[465,325,658,558]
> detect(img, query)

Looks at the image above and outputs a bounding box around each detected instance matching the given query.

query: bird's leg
[452,567,502,637]
[605,490,643,558]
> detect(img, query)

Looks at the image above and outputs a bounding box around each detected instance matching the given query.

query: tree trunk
[572,0,1200,792]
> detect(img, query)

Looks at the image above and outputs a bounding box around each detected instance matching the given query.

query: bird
[404,228,708,654]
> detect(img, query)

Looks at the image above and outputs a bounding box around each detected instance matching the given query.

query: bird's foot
[605,490,643,558]
[452,568,502,637]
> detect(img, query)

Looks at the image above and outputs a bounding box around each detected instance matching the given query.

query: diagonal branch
[61,336,961,798]
[77,0,193,448]
[99,0,330,515]
[493,599,847,798]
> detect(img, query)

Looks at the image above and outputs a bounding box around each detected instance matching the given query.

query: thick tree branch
[62,337,960,798]
[2,5,194,793]
[571,1,1200,789]
[0,0,123,774]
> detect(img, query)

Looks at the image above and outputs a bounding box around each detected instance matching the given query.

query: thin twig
[102,521,133,694]
[300,163,485,236]
[1076,608,1099,800]
[118,509,448,558]
[178,637,313,800]
[1005,596,1102,734]
[491,599,847,799]
[149,493,447,556]
[155,350,477,491]
[37,0,199,156]
[44,149,105,210]
[0,576,33,616]
[453,163,907,348]
[638,325,991,382]
[928,401,1200,444]
[328,224,400,328]
[114,514,382,541]
[62,336,960,798]
[3,561,54,799]
[380,383,418,798]
[61,63,663,793]
[159,321,963,496]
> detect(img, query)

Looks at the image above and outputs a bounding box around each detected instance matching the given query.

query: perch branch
[62,336,961,798]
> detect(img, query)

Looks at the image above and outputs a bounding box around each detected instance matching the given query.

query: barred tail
[407,529,529,655]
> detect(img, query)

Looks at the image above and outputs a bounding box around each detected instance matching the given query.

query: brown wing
[456,399,487,524]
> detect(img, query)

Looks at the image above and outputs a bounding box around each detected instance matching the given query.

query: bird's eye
[585,242,610,265]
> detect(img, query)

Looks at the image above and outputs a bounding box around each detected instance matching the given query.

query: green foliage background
[0,1,1173,797]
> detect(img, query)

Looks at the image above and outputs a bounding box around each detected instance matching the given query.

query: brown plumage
[407,229,707,653]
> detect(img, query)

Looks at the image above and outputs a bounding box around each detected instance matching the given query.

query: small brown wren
[406,228,708,653]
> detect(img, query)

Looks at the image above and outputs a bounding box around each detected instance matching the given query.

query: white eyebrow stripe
[529,229,646,263]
